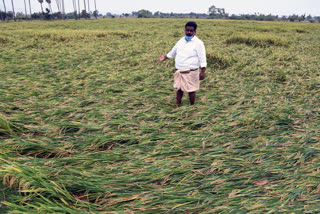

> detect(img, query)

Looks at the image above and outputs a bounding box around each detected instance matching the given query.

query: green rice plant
[206,50,235,69]
[0,159,86,213]
[0,18,319,213]
[226,33,290,47]
[0,113,22,137]
[295,29,307,33]
[0,36,10,45]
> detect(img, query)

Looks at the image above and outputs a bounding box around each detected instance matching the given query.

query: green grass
[225,33,290,47]
[0,18,319,213]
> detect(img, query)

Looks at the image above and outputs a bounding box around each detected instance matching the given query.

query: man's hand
[157,55,167,62]
[199,67,206,80]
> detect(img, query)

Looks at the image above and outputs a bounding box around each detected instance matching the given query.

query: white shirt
[166,36,207,70]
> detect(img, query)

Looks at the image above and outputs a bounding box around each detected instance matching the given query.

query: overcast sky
[1,0,319,16]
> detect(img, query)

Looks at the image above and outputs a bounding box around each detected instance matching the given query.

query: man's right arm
[157,40,179,63]
[157,55,168,62]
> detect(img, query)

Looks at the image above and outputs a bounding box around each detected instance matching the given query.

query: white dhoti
[173,69,199,92]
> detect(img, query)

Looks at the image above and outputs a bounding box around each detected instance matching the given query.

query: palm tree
[28,0,32,20]
[83,0,87,19]
[72,0,77,19]
[24,0,28,20]
[94,0,97,19]
[77,0,80,19]
[11,0,16,22]
[87,0,90,18]
[54,0,62,19]
[61,0,65,19]
[38,0,44,15]
[46,0,53,15]
[55,0,61,13]
[2,0,7,21]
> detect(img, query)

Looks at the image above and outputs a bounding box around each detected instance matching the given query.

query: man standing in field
[157,21,207,106]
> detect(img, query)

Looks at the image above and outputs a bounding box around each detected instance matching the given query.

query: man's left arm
[200,67,206,80]
[197,41,207,80]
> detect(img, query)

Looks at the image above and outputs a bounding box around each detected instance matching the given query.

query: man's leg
[176,89,183,106]
[188,92,196,105]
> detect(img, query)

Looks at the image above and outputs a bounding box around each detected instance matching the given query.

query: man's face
[185,26,196,37]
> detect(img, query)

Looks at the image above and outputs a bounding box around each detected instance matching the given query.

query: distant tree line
[207,5,319,22]
[103,6,319,23]
[208,5,319,22]
[227,13,319,22]
[103,11,208,19]
[1,2,318,23]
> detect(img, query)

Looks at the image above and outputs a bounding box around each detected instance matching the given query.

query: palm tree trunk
[40,3,43,15]
[77,0,80,19]
[72,0,77,19]
[83,0,87,19]
[83,0,87,11]
[24,0,28,20]
[55,0,61,19]
[11,0,16,22]
[55,0,60,12]
[87,0,90,18]
[61,0,65,19]
[28,0,32,20]
[2,0,7,21]
[94,0,97,19]
[0,8,3,22]
[49,4,53,14]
